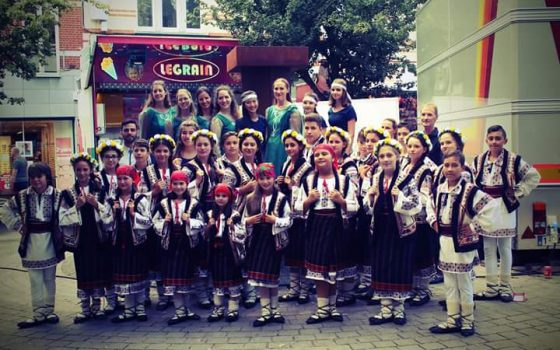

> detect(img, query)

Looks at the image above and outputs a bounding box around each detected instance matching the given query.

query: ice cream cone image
[98,43,113,53]
[101,57,117,80]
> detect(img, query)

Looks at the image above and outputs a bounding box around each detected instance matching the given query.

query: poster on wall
[15,141,33,158]
[55,137,74,189]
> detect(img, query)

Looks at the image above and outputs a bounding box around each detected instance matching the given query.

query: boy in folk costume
[472,125,540,302]
[153,171,205,325]
[428,151,500,336]
[242,163,292,327]
[109,165,152,323]
[206,184,246,322]
[302,114,326,165]
[0,163,65,328]
[296,144,358,324]
[365,139,421,326]
[59,153,114,323]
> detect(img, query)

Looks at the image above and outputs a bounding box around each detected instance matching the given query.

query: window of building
[36,10,60,75]
[137,0,200,31]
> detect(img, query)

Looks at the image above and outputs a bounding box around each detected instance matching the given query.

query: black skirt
[74,204,112,295]
[356,208,373,267]
[246,223,282,287]
[112,220,149,294]
[284,217,306,267]
[413,223,436,277]
[208,228,243,289]
[161,225,196,292]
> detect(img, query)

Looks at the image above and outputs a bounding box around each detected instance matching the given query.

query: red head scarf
[254,163,276,179]
[313,143,338,171]
[214,183,235,202]
[169,170,189,192]
[116,165,140,186]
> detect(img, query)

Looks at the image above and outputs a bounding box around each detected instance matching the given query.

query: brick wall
[59,5,83,70]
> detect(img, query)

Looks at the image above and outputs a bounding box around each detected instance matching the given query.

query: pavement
[0,230,559,350]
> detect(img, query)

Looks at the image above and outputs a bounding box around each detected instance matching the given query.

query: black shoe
[298,295,310,305]
[73,313,91,324]
[207,307,224,322]
[17,318,46,329]
[45,314,59,324]
[430,273,444,284]
[410,292,431,307]
[336,295,356,307]
[271,311,285,324]
[393,313,407,325]
[168,314,187,325]
[330,309,343,322]
[156,299,170,311]
[429,324,461,334]
[225,310,239,322]
[369,315,393,325]
[111,312,136,323]
[305,313,329,324]
[461,324,476,337]
[253,315,272,327]
[198,299,213,310]
[278,294,299,302]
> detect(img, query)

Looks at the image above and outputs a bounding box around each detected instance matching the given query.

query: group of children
[1,114,540,337]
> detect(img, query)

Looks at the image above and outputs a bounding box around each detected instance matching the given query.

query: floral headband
[281,129,306,146]
[363,127,389,140]
[238,128,264,143]
[96,139,124,157]
[439,127,463,142]
[149,134,176,151]
[70,152,98,168]
[374,138,403,157]
[406,130,433,152]
[191,129,218,144]
[325,126,350,143]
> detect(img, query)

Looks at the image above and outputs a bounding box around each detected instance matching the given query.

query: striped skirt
[284,217,306,267]
[208,235,243,290]
[246,223,282,288]
[371,211,416,300]
[112,224,149,295]
[161,225,196,295]
[305,210,356,284]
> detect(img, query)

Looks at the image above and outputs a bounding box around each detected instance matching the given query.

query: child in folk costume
[365,139,421,326]
[428,151,500,336]
[216,131,241,174]
[153,171,205,325]
[473,125,540,302]
[355,127,387,299]
[277,130,313,304]
[143,134,179,310]
[96,140,125,314]
[242,163,292,327]
[296,144,358,324]
[206,184,246,322]
[325,126,359,307]
[172,120,199,169]
[59,153,113,323]
[302,114,326,165]
[109,165,152,323]
[401,131,437,306]
[0,163,65,328]
[222,129,264,308]
[132,139,151,194]
[182,129,221,309]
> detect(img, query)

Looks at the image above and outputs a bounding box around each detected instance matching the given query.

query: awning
[89,35,240,91]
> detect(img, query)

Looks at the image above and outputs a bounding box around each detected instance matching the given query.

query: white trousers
[443,271,473,307]
[483,236,512,284]
[28,266,57,318]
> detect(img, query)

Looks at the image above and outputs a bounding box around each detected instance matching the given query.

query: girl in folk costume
[143,134,179,310]
[296,144,358,324]
[326,126,359,306]
[59,153,113,323]
[109,166,152,323]
[172,120,199,169]
[206,184,246,322]
[182,129,221,309]
[327,79,357,154]
[152,171,205,325]
[355,127,388,299]
[427,151,500,336]
[168,89,198,139]
[97,140,124,199]
[401,131,438,307]
[222,128,263,308]
[216,131,241,174]
[433,128,473,188]
[131,138,151,195]
[365,139,421,326]
[0,163,65,328]
[96,139,125,314]
[277,130,313,304]
[473,125,540,302]
[242,163,292,327]
[264,78,303,172]
[210,85,240,156]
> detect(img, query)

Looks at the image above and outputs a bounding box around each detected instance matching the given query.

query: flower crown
[96,139,124,156]
[374,138,403,157]
[363,127,389,140]
[70,152,98,168]
[325,126,350,143]
[439,127,463,142]
[238,128,264,143]
[190,129,218,144]
[406,130,433,152]
[149,134,176,150]
[281,129,306,146]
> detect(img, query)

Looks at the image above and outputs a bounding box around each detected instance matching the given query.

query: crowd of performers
[0,79,541,338]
